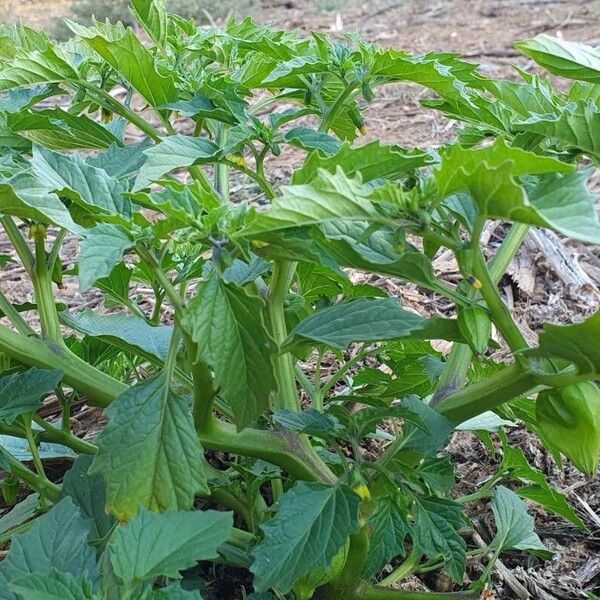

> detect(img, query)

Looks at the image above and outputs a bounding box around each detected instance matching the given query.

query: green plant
[0,4,598,597]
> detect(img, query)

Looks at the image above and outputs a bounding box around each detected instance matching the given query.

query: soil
[2,0,600,598]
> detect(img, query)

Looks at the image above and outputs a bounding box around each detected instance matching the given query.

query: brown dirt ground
[2,1,600,598]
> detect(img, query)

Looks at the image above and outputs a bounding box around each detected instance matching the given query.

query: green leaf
[0,46,79,91]
[0,172,82,234]
[181,274,276,430]
[78,224,134,292]
[283,127,341,155]
[251,482,360,593]
[400,395,453,456]
[491,486,549,556]
[31,146,132,222]
[0,494,39,541]
[272,409,342,438]
[292,141,431,184]
[412,497,466,583]
[68,21,177,107]
[87,139,152,178]
[0,367,63,424]
[530,309,600,376]
[515,34,600,83]
[9,571,95,600]
[0,498,97,600]
[364,495,409,577]
[222,255,270,286]
[109,508,232,584]
[131,0,168,48]
[133,135,220,191]
[242,168,385,236]
[61,455,116,545]
[517,485,586,531]
[6,108,122,150]
[284,298,463,351]
[0,86,57,113]
[90,373,208,520]
[60,309,173,362]
[144,584,202,599]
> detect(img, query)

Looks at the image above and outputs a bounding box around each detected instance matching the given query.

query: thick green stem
[0,288,34,336]
[191,359,216,433]
[359,586,479,600]
[379,552,421,587]
[215,124,230,202]
[0,217,33,274]
[319,84,357,133]
[268,260,300,412]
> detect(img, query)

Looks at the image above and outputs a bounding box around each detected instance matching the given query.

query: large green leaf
[6,108,122,150]
[90,373,208,520]
[515,34,600,83]
[143,584,202,599]
[60,309,173,362]
[0,46,79,91]
[9,571,94,600]
[87,139,152,178]
[181,274,276,430]
[0,498,97,600]
[283,298,463,351]
[364,495,409,577]
[133,135,220,191]
[31,146,132,221]
[0,367,63,424]
[78,224,135,291]
[243,168,386,236]
[292,141,431,184]
[411,497,466,583]
[251,482,360,593]
[131,0,168,48]
[514,101,600,158]
[0,172,82,234]
[109,508,232,584]
[491,486,549,556]
[67,21,177,107]
[436,138,600,243]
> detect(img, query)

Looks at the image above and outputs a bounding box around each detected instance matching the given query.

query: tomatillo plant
[0,4,598,598]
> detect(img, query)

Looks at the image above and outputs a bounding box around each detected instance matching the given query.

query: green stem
[31,414,97,454]
[47,228,66,272]
[0,216,34,275]
[23,416,48,487]
[191,358,216,433]
[136,245,184,311]
[319,83,357,133]
[215,124,230,202]
[379,552,421,587]
[0,287,35,336]
[268,260,299,412]
[488,223,529,282]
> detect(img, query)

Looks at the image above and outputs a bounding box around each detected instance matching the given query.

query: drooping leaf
[90,374,208,520]
[60,309,173,362]
[292,141,431,184]
[363,495,409,577]
[67,21,178,107]
[283,127,341,155]
[0,367,63,424]
[181,274,276,430]
[515,34,600,83]
[0,436,75,462]
[6,108,122,150]
[133,135,220,191]
[61,455,116,546]
[79,224,135,292]
[9,571,95,600]
[0,85,58,113]
[251,482,360,593]
[283,298,463,351]
[0,498,97,600]
[109,508,232,584]
[31,146,132,221]
[400,395,453,456]
[273,409,342,438]
[0,495,39,541]
[517,485,586,531]
[411,497,467,583]
[491,486,550,557]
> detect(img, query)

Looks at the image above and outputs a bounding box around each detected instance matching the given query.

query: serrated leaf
[87,139,152,178]
[109,508,232,584]
[517,485,586,531]
[90,374,208,520]
[31,146,131,221]
[0,495,39,541]
[243,168,386,236]
[133,135,220,191]
[0,85,57,113]
[0,367,63,424]
[412,497,467,583]
[78,224,134,292]
[0,498,97,600]
[222,255,270,286]
[515,34,600,83]
[400,395,453,456]
[9,571,95,600]
[61,455,116,545]
[273,409,342,437]
[283,127,341,155]
[491,486,549,556]
[0,172,82,234]
[68,21,177,107]
[250,482,360,593]
[181,274,276,430]
[292,141,431,184]
[364,495,409,577]
[60,309,173,362]
[284,298,463,351]
[6,108,122,150]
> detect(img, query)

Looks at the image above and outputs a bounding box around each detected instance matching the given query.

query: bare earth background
[2,1,600,598]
